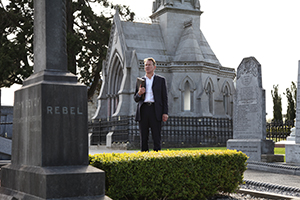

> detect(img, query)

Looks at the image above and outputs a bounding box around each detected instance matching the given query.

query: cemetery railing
[0,122,13,139]
[266,120,294,142]
[88,116,233,149]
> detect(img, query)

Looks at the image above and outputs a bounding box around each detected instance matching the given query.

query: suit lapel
[142,77,146,89]
[152,75,156,89]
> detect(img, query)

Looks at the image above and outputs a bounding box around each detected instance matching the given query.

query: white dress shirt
[144,74,155,102]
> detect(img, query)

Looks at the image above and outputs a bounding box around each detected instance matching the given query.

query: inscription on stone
[14,97,41,111]
[229,145,259,153]
[238,87,257,105]
[228,57,273,162]
[46,106,83,115]
[233,57,264,139]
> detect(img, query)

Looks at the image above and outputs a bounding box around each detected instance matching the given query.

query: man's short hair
[144,57,156,66]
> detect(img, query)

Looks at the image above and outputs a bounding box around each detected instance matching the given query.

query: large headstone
[227,57,274,161]
[0,0,110,199]
[286,61,300,164]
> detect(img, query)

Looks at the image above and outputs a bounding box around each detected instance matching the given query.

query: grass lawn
[162,147,227,151]
[162,147,286,155]
[274,147,285,154]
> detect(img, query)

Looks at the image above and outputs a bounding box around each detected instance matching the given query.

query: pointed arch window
[180,76,195,112]
[108,57,123,117]
[206,82,213,114]
[222,85,231,115]
[184,81,191,111]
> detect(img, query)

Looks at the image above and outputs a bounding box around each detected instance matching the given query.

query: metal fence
[266,120,294,142]
[1,118,294,148]
[0,122,13,139]
[89,116,233,149]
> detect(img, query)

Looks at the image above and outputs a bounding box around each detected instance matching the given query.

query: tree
[284,81,297,121]
[0,0,34,87]
[271,84,282,121]
[0,0,134,99]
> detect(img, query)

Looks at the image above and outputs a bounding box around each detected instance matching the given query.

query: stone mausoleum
[94,0,236,119]
[92,0,236,148]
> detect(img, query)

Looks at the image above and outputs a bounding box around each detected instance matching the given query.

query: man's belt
[144,102,155,106]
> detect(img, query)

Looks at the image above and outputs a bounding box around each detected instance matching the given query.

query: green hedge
[89,150,248,200]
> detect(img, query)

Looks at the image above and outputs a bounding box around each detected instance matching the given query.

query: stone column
[0,0,110,199]
[286,61,300,164]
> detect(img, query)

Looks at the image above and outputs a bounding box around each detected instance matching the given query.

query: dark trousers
[139,103,162,152]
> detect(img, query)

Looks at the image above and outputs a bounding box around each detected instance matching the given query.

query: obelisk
[0,0,110,199]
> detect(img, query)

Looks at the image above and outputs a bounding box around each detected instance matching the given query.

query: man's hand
[138,84,145,96]
[162,114,168,122]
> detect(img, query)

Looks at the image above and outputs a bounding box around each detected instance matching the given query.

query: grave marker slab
[227,57,274,161]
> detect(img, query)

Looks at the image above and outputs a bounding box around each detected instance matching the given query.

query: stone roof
[174,24,204,62]
[120,19,220,65]
[121,21,169,63]
[113,0,221,66]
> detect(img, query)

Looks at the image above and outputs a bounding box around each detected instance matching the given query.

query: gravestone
[286,61,300,164]
[286,123,296,142]
[227,57,275,161]
[0,0,110,199]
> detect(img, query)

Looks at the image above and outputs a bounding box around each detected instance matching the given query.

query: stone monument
[0,0,110,199]
[227,57,275,162]
[286,61,300,164]
[287,125,296,142]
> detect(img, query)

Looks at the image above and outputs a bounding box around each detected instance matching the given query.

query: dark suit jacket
[134,74,168,121]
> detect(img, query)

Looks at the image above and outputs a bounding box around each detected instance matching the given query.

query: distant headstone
[286,61,300,164]
[227,57,274,161]
[0,0,110,199]
[287,123,296,142]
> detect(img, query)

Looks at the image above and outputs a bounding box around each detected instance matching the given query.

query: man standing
[134,57,168,152]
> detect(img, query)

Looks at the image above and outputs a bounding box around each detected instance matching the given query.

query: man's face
[144,60,156,74]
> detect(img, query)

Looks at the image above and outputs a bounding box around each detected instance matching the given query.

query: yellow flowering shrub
[89,149,248,200]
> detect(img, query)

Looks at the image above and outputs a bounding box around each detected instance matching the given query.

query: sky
[1,0,300,120]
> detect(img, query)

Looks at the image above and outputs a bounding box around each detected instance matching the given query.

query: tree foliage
[0,0,34,87]
[271,84,282,121]
[284,81,297,121]
[0,0,134,99]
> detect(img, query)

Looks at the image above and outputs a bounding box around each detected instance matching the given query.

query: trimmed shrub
[89,150,247,200]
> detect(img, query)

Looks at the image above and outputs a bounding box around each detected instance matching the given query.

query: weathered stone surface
[233,57,265,139]
[1,165,105,199]
[33,0,67,72]
[227,139,274,161]
[11,82,88,167]
[227,57,273,162]
[286,144,300,163]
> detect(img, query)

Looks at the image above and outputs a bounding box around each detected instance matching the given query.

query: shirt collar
[145,73,155,80]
